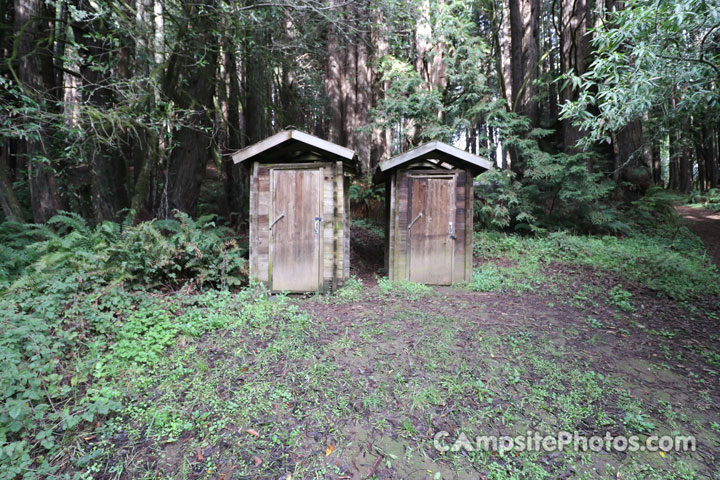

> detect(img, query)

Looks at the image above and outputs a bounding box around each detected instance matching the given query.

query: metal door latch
[449,222,457,240]
[314,216,323,234]
[269,213,285,230]
[408,212,423,230]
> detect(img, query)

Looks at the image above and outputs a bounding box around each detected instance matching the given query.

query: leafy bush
[690,188,720,211]
[5,210,246,291]
[608,285,635,312]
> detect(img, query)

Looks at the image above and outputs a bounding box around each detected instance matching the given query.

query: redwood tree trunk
[559,0,590,153]
[221,40,247,222]
[14,0,60,222]
[164,1,218,214]
[509,0,540,125]
[74,0,130,222]
[612,120,652,200]
[702,125,719,189]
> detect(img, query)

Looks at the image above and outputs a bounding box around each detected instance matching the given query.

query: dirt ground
[86,211,720,479]
[677,206,720,268]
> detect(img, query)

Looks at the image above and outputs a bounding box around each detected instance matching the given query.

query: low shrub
[2,210,246,291]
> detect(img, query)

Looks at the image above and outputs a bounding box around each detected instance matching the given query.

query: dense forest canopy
[1,0,719,227]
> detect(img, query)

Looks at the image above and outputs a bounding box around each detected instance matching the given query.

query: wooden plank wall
[452,170,467,283]
[249,160,350,293]
[321,163,333,291]
[384,178,392,276]
[343,175,350,282]
[387,167,473,283]
[255,165,271,283]
[394,171,410,280]
[465,170,474,282]
[249,162,258,280]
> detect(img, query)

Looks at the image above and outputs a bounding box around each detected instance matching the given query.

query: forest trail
[676,206,720,267]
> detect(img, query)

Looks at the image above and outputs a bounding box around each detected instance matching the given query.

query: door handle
[269,213,285,231]
[314,216,323,234]
[408,212,423,230]
[449,222,457,240]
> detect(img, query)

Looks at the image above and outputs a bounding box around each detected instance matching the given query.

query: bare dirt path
[676,205,720,267]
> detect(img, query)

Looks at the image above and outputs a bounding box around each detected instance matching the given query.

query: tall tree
[73,0,131,222]
[13,0,60,222]
[164,0,219,214]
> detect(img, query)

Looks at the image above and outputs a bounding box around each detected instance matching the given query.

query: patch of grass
[377,277,432,300]
[473,231,720,300]
[325,276,364,303]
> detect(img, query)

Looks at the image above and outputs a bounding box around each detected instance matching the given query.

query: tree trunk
[651,141,662,186]
[559,0,590,152]
[499,0,513,107]
[612,120,652,199]
[220,38,247,223]
[73,0,130,222]
[702,125,719,189]
[509,0,540,124]
[14,0,60,222]
[325,4,345,147]
[0,144,24,221]
[370,8,391,166]
[164,1,218,214]
[243,27,271,145]
[669,132,680,191]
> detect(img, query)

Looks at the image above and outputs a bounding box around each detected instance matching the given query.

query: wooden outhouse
[374,141,492,285]
[232,129,358,293]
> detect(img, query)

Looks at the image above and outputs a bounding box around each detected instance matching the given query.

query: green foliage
[469,264,504,292]
[473,230,720,300]
[608,285,636,313]
[5,210,246,291]
[371,0,494,149]
[623,412,656,434]
[378,277,432,301]
[327,276,364,304]
[470,107,620,234]
[561,0,720,146]
[690,188,720,212]
[0,278,268,477]
[0,221,41,287]
[474,169,529,230]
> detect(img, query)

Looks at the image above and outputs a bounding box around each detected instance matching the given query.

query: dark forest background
[1,0,719,229]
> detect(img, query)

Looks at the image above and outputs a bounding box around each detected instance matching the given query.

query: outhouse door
[407,174,456,284]
[269,168,322,291]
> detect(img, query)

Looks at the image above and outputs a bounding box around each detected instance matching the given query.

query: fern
[4,211,247,291]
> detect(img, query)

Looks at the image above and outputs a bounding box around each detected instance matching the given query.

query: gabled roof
[232,129,358,173]
[374,141,493,182]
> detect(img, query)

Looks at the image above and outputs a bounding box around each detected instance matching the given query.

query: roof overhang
[232,129,359,173]
[373,141,493,182]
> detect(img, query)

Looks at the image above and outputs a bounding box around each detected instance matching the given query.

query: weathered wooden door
[270,168,322,291]
[408,175,455,284]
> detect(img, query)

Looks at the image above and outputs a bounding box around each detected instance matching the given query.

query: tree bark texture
[164,1,218,214]
[14,0,60,222]
[73,0,130,222]
[559,0,590,152]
